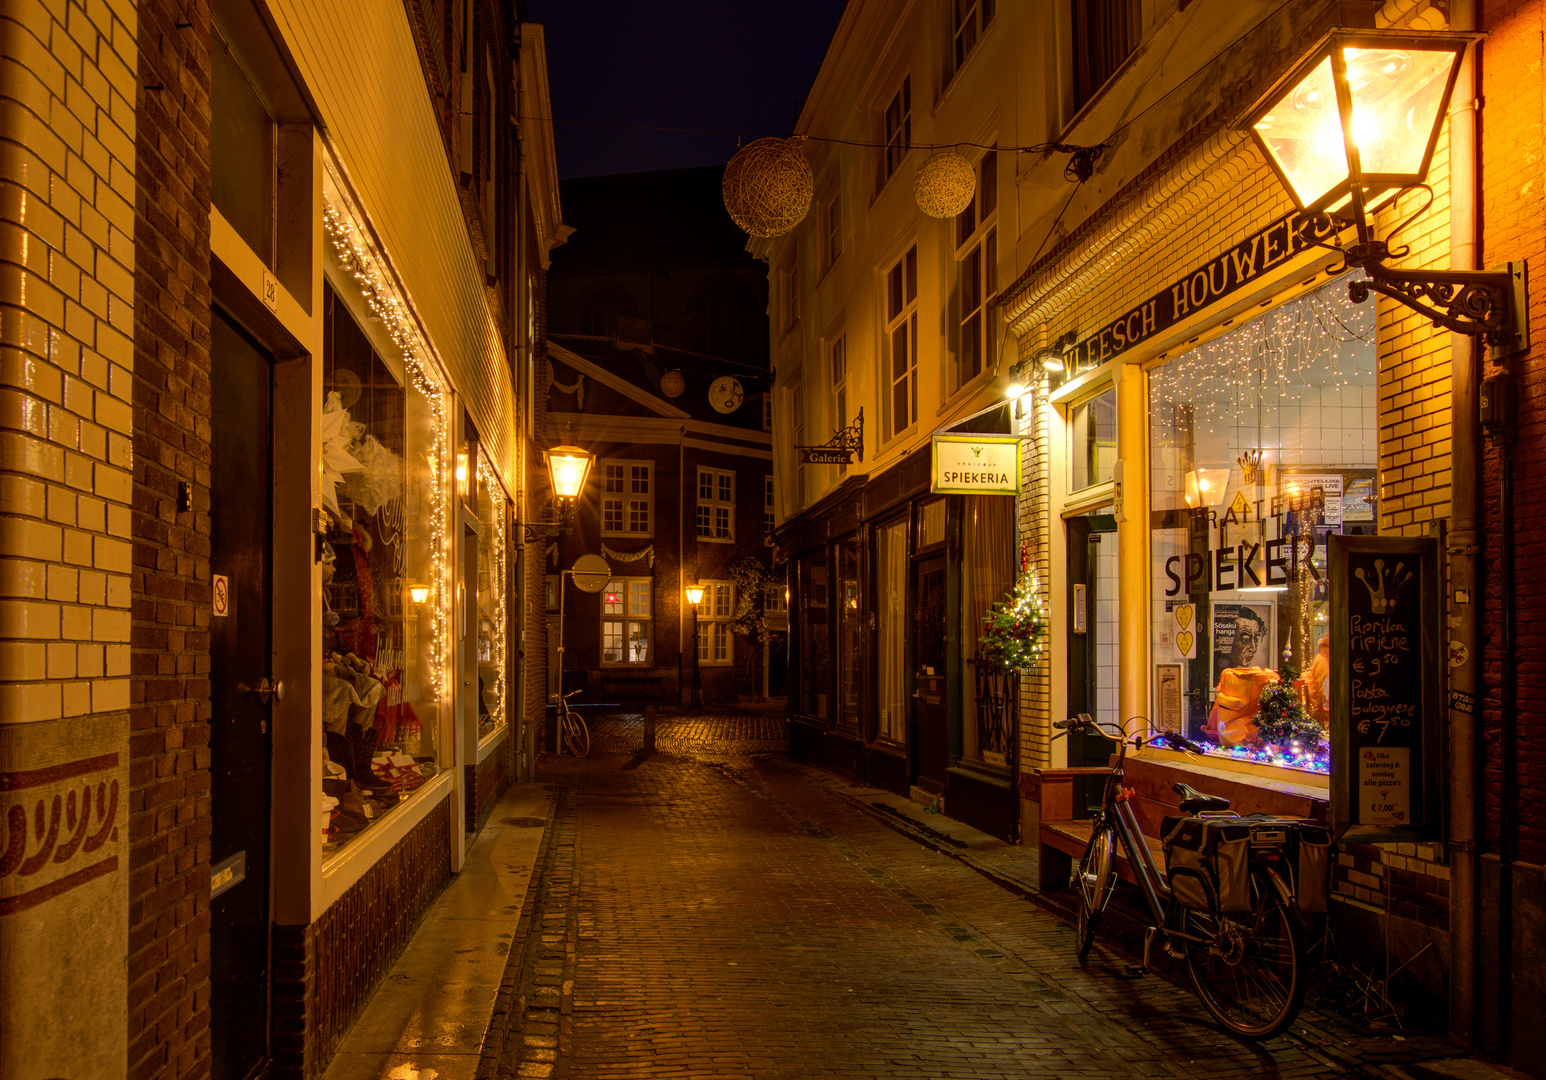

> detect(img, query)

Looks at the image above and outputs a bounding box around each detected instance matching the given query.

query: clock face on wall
[708,376,744,414]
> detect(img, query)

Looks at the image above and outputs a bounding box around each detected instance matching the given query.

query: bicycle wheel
[1074,821,1117,961]
[1184,887,1306,1039]
[561,709,590,758]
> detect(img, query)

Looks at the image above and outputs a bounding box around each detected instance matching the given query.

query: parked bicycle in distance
[1056,714,1328,1039]
[552,689,590,758]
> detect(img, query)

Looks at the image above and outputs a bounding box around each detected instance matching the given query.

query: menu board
[1329,536,1441,842]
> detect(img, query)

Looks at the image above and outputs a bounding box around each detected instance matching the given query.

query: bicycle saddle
[1172,782,1231,814]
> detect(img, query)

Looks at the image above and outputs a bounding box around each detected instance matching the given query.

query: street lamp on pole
[685,583,705,708]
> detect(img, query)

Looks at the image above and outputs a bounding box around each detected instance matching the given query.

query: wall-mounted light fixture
[523,445,596,542]
[1244,26,1523,345]
[409,582,430,605]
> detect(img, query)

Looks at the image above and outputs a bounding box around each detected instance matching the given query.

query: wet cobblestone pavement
[478,713,1477,1080]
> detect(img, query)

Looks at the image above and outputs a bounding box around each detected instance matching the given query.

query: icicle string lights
[322,196,453,705]
[476,448,508,734]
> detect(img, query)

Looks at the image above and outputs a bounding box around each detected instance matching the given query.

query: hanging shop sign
[1328,535,1442,843]
[931,435,1021,496]
[797,408,864,466]
[1064,210,1342,372]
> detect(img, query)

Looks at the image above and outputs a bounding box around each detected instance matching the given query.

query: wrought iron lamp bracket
[795,407,864,465]
[521,498,577,542]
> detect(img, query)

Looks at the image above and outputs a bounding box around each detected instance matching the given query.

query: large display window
[475,450,507,741]
[319,285,449,855]
[1147,274,1376,773]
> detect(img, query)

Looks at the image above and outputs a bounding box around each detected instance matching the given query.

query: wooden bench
[1031,752,1330,893]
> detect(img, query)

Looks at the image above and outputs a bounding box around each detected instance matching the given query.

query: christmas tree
[979,554,1046,674]
[1254,659,1326,749]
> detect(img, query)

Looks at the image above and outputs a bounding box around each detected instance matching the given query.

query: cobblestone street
[475,714,1474,1080]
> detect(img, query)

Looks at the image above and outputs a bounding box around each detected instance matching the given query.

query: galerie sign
[931,436,1021,496]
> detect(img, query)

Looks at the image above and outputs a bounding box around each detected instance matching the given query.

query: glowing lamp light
[685,583,705,607]
[409,583,430,605]
[1245,30,1470,214]
[1183,467,1230,509]
[544,445,594,502]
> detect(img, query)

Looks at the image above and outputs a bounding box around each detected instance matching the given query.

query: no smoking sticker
[213,575,230,617]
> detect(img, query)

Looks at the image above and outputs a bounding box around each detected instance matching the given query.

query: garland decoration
[978,559,1047,674]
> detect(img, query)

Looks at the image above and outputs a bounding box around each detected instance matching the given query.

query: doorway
[912,555,948,794]
[208,309,274,1080]
[1066,511,1118,816]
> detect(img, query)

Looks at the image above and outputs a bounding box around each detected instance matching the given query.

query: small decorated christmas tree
[1255,658,1325,749]
[979,548,1047,674]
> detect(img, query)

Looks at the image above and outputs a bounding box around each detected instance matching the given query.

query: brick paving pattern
[483,713,1463,1079]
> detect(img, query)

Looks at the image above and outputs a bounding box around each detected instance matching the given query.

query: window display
[1148,273,1376,772]
[797,550,829,718]
[476,451,507,740]
[319,285,448,855]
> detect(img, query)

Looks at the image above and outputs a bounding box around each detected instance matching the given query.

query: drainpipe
[1445,0,1480,1050]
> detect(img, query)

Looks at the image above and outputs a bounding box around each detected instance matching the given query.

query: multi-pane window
[601,460,652,536]
[884,246,919,441]
[883,76,911,181]
[823,188,842,272]
[601,578,652,664]
[1070,0,1142,114]
[697,467,735,541]
[780,248,799,331]
[764,475,776,535]
[830,335,848,476]
[762,394,773,432]
[696,581,734,665]
[955,151,998,392]
[951,0,996,75]
[790,379,806,509]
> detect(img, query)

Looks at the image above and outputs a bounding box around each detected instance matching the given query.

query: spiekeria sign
[931,435,1021,496]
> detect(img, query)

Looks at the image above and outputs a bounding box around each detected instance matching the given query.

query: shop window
[876,516,909,743]
[837,536,861,729]
[882,75,911,182]
[320,285,446,856]
[950,0,996,78]
[798,550,830,718]
[696,582,734,665]
[602,460,652,537]
[602,578,652,665]
[1070,0,1141,114]
[962,496,1017,766]
[696,467,735,541]
[954,151,997,393]
[1070,387,1117,490]
[474,452,507,740]
[918,497,947,548]
[884,246,919,442]
[1147,274,1376,773]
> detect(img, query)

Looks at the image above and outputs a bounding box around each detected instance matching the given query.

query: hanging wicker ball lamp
[722,138,814,238]
[914,150,977,218]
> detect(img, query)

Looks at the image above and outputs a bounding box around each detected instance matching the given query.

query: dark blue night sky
[527,0,848,179]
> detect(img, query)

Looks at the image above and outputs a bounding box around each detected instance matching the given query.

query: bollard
[643,704,656,753]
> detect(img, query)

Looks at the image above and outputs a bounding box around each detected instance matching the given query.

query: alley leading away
[477,719,1455,1080]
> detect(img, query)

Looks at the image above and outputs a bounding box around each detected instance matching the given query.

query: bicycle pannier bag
[1163,817,1254,913]
[1293,825,1332,915]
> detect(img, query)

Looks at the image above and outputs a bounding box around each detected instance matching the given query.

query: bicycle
[552,689,590,758]
[1056,714,1307,1039]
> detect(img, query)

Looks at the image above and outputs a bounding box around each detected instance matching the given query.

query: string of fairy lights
[322,192,454,706]
[476,449,508,733]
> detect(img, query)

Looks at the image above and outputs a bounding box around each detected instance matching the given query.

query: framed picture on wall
[1211,601,1275,673]
[1155,663,1182,731]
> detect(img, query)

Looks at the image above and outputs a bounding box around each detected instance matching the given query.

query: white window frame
[779,246,800,332]
[949,0,995,81]
[822,187,842,273]
[882,75,911,183]
[829,334,849,476]
[600,459,653,538]
[953,150,998,394]
[696,466,736,542]
[789,378,806,510]
[883,245,919,442]
[696,580,734,666]
[601,577,653,666]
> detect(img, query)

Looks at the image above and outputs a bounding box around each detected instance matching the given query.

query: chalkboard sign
[1329,536,1442,843]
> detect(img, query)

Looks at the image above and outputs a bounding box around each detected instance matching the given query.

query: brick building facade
[0,0,563,1076]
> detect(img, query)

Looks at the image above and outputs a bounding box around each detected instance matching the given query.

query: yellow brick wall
[0,0,137,722]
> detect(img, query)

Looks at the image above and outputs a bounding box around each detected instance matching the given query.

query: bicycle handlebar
[1053,714,1202,755]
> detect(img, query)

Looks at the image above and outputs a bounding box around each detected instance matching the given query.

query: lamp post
[1243,28,1522,345]
[685,582,704,708]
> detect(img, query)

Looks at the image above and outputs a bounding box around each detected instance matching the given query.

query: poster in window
[1155,663,1182,732]
[1211,601,1274,674]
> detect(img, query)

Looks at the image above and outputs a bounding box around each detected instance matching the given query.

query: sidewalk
[320,782,553,1080]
